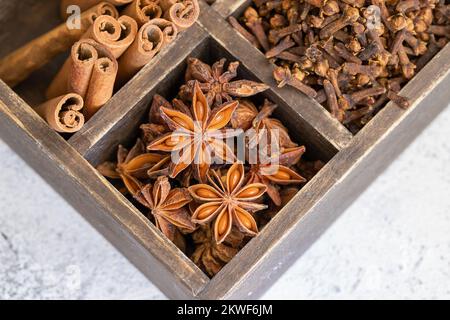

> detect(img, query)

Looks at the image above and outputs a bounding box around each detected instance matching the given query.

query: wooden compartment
[0,0,198,133]
[1,0,450,299]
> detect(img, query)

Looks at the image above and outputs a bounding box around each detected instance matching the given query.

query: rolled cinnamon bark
[47,41,98,99]
[0,2,118,88]
[60,0,133,19]
[84,56,119,119]
[122,0,163,26]
[149,18,178,46]
[117,22,164,85]
[46,39,116,100]
[82,15,138,58]
[161,0,199,31]
[35,93,85,133]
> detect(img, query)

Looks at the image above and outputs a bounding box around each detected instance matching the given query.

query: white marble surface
[1,105,450,300]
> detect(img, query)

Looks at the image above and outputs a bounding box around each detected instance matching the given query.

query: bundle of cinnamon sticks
[0,0,200,134]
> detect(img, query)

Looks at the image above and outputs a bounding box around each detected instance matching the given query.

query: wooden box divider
[0,0,449,300]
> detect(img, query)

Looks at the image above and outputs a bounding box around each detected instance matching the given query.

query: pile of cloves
[230,0,450,133]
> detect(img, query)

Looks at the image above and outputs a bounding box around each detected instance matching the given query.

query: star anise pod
[248,99,298,149]
[135,176,197,251]
[189,163,267,243]
[191,225,244,277]
[147,81,239,183]
[140,123,167,145]
[148,94,193,126]
[141,95,194,145]
[179,57,269,107]
[247,146,306,206]
[97,139,170,196]
[230,99,259,131]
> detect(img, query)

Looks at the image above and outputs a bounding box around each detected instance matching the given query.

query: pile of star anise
[97,57,323,276]
[230,0,450,133]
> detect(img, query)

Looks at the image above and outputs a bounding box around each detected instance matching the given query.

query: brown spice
[135,176,196,251]
[97,138,170,196]
[180,58,269,107]
[189,163,267,244]
[231,0,450,132]
[148,81,240,183]
[97,57,323,277]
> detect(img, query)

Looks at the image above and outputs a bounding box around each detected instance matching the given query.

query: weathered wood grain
[0,0,61,58]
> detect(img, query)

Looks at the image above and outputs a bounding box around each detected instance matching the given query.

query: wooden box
[0,0,449,299]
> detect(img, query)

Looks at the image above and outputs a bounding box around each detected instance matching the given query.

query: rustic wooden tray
[0,0,449,299]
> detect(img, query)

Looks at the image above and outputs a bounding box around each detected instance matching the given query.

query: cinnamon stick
[117,22,164,85]
[34,93,85,133]
[0,2,118,88]
[149,18,178,46]
[46,39,117,100]
[82,15,138,58]
[122,0,163,27]
[60,0,133,19]
[84,56,119,119]
[161,0,200,31]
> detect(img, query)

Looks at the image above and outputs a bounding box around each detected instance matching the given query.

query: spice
[82,15,138,59]
[0,2,118,88]
[34,93,85,134]
[160,0,200,31]
[247,146,307,206]
[231,0,450,132]
[147,81,240,182]
[249,99,299,149]
[191,225,244,276]
[46,39,119,120]
[135,176,196,251]
[180,58,270,107]
[189,163,268,244]
[97,138,170,196]
[117,21,165,85]
[0,1,200,134]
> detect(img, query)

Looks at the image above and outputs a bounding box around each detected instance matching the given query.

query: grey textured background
[1,105,449,300]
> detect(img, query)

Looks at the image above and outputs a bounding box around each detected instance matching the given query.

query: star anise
[97,139,170,196]
[147,81,239,183]
[230,99,259,131]
[189,163,267,243]
[148,94,193,126]
[191,225,244,277]
[179,57,269,107]
[248,99,298,149]
[141,94,196,145]
[140,123,167,146]
[135,176,196,251]
[247,146,307,206]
